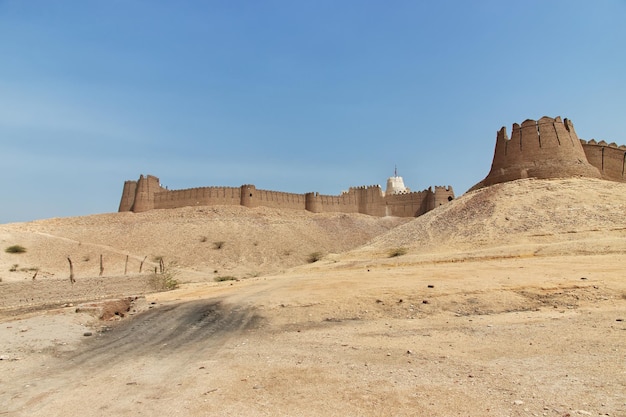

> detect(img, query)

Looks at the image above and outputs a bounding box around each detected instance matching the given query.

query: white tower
[385,166,410,195]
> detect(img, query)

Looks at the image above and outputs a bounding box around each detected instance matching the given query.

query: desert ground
[0,177,625,416]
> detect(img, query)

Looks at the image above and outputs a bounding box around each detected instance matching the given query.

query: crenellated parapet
[580,140,626,182]
[121,175,167,213]
[118,175,455,218]
[473,116,601,190]
[470,116,626,190]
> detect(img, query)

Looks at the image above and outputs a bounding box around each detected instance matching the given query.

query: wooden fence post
[67,256,75,284]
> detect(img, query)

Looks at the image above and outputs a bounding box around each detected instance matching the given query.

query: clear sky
[1,1,624,223]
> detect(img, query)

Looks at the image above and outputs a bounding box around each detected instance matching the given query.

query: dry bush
[307,251,323,263]
[5,245,26,254]
[215,275,237,282]
[388,247,408,258]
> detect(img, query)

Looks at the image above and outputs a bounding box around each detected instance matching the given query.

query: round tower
[385,176,409,195]
[240,184,257,208]
[471,116,601,190]
[385,167,410,195]
[305,192,321,213]
[132,175,162,212]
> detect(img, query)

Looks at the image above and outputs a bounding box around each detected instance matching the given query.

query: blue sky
[1,1,624,223]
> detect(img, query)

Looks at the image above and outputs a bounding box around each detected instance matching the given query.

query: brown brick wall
[473,116,604,190]
[118,175,455,218]
[581,141,626,182]
[153,186,241,209]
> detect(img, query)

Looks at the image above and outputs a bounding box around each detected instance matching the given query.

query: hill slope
[353,177,626,260]
[0,205,408,284]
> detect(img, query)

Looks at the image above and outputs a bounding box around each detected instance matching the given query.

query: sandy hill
[346,177,626,261]
[0,205,408,284]
[1,177,625,416]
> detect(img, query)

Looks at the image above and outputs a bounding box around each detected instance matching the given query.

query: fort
[118,174,455,218]
[471,116,626,190]
[119,116,624,217]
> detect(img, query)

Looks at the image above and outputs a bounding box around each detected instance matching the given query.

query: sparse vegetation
[148,270,180,291]
[388,247,408,258]
[10,264,18,272]
[215,275,237,282]
[5,245,26,254]
[307,251,323,263]
[213,241,225,249]
[19,267,39,272]
[82,255,90,262]
[200,236,208,243]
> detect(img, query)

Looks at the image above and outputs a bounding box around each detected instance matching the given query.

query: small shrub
[307,251,323,263]
[200,236,208,243]
[10,264,18,272]
[82,255,90,262]
[388,247,408,258]
[5,245,26,254]
[148,271,180,291]
[215,275,237,282]
[213,241,225,250]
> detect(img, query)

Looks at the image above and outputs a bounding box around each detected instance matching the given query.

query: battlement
[471,116,625,190]
[580,139,626,182]
[119,175,455,218]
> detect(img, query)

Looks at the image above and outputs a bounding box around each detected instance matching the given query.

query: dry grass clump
[215,275,237,282]
[307,251,324,263]
[388,247,408,258]
[5,245,26,254]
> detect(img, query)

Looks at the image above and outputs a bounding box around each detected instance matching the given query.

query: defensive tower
[472,116,602,190]
[385,167,410,195]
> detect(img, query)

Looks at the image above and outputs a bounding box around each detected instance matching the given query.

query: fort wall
[581,140,626,182]
[153,186,241,210]
[118,180,137,212]
[249,188,307,211]
[119,175,455,218]
[470,116,626,190]
[129,175,167,213]
[478,116,601,189]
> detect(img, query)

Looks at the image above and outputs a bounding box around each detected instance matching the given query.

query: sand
[0,177,625,416]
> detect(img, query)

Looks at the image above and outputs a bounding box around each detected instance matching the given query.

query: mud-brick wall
[431,186,455,209]
[348,186,386,217]
[385,190,431,217]
[153,186,241,209]
[478,116,601,188]
[305,192,360,214]
[118,180,137,212]
[132,175,166,212]
[119,174,455,218]
[582,141,626,183]
[251,189,307,210]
